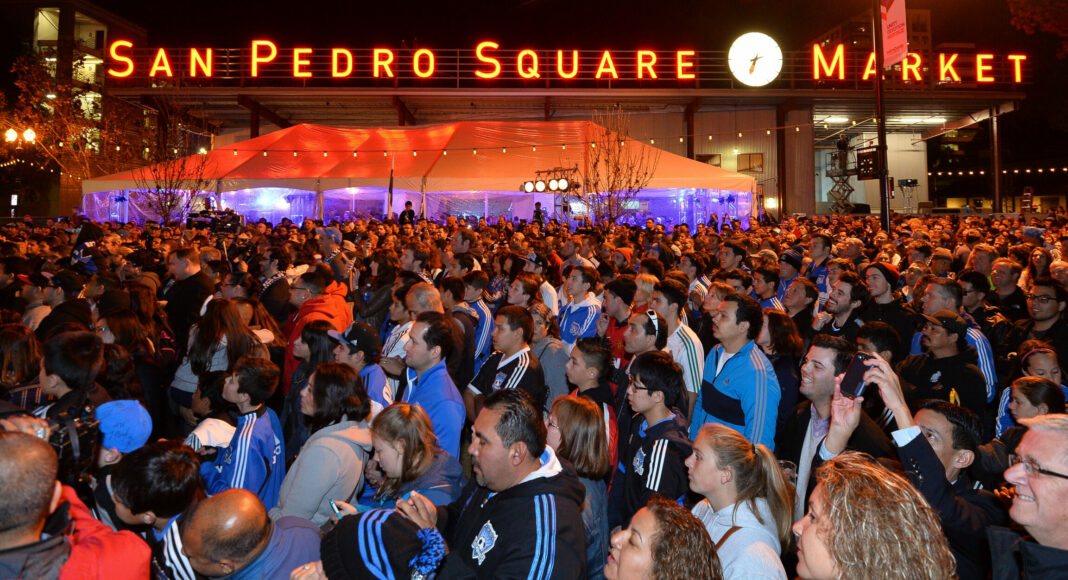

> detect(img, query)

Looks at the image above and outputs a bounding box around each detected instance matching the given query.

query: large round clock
[728,32,783,87]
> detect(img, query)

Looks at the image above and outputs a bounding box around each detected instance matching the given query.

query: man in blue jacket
[181,489,319,580]
[401,311,466,459]
[691,293,780,449]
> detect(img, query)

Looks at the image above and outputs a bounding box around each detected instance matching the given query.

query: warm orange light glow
[475,41,501,79]
[373,49,395,78]
[976,53,995,82]
[413,48,435,78]
[251,40,277,77]
[1008,54,1027,82]
[293,48,313,78]
[637,50,657,79]
[108,40,134,77]
[595,51,618,79]
[332,49,353,77]
[517,49,539,79]
[812,43,845,80]
[149,48,173,77]
[862,52,877,81]
[901,53,921,81]
[676,50,695,79]
[556,50,578,79]
[190,48,212,77]
[939,53,960,82]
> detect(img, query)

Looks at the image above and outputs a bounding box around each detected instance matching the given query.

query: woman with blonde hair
[632,273,659,314]
[686,423,792,579]
[793,451,955,580]
[605,495,723,580]
[355,402,464,510]
[546,395,612,580]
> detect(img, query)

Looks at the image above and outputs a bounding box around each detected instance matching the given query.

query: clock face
[728,32,783,87]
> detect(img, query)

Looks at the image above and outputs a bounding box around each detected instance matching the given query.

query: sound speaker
[851,203,872,214]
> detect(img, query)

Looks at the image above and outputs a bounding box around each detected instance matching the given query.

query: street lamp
[4,127,36,146]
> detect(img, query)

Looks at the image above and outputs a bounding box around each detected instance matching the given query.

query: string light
[262,151,267,157]
[353,151,357,157]
[293,151,298,157]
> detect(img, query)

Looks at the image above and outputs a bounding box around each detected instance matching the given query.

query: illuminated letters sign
[105,41,1028,87]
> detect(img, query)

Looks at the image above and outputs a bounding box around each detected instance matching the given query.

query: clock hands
[749,54,762,75]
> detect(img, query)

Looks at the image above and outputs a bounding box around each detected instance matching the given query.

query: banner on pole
[881,0,908,67]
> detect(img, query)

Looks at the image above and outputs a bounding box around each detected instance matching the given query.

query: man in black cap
[862,263,914,347]
[329,321,391,409]
[778,248,803,301]
[896,310,987,419]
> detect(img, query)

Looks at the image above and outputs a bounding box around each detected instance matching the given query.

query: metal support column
[871,0,891,231]
[991,108,1002,212]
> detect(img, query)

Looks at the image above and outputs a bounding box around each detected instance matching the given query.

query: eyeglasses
[1009,454,1068,481]
[291,286,311,293]
[545,416,560,430]
[627,379,651,392]
[1026,294,1056,304]
[646,310,660,334]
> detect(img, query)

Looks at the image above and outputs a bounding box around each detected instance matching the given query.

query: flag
[881,0,908,67]
[387,155,394,221]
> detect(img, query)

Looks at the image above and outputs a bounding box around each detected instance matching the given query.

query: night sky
[91,0,1045,53]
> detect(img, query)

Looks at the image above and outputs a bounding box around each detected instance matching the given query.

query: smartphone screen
[839,352,874,399]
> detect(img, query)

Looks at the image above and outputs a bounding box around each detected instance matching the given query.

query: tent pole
[315,178,324,221]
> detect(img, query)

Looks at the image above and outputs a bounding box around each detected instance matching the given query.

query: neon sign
[106,41,1028,85]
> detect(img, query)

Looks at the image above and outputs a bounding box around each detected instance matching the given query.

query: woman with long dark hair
[0,323,44,410]
[283,319,338,462]
[169,298,267,429]
[351,249,399,331]
[546,395,612,580]
[127,283,177,369]
[97,309,166,435]
[269,362,372,525]
[756,308,804,430]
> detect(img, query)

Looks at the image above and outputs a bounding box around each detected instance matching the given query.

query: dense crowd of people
[1,206,1068,579]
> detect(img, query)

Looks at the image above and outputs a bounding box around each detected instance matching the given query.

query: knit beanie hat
[320,509,447,580]
[864,262,900,287]
[779,249,803,272]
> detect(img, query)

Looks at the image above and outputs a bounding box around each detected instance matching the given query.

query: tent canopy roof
[82,121,756,194]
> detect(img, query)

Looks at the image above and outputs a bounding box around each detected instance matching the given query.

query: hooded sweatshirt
[435,447,587,579]
[284,281,352,393]
[269,418,373,526]
[362,447,466,509]
[691,498,787,580]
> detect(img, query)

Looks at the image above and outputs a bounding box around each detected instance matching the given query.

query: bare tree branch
[580,106,660,224]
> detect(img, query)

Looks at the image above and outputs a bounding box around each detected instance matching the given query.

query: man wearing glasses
[990,414,1068,576]
[1001,278,1068,374]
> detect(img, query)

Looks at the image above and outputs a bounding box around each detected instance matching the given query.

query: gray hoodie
[269,418,372,526]
[691,497,787,580]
